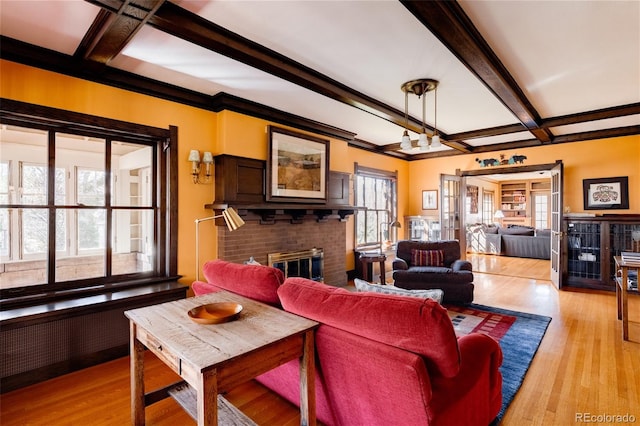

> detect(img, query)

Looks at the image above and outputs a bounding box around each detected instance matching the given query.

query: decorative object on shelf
[194,207,245,281]
[582,176,629,210]
[399,79,441,151]
[188,149,213,184]
[379,219,402,253]
[422,189,438,210]
[475,154,527,167]
[267,126,329,203]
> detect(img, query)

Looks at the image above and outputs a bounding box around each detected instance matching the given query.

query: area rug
[446,304,552,424]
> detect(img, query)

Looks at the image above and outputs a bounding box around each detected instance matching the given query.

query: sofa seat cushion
[278,277,461,378]
[353,278,444,303]
[394,268,474,284]
[198,259,284,306]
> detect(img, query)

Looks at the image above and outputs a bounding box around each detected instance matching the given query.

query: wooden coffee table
[125,291,318,425]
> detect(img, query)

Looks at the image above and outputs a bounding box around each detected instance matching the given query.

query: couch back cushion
[498,225,535,236]
[278,277,461,378]
[396,240,461,267]
[201,259,284,306]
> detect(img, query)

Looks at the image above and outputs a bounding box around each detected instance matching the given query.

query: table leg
[621,267,629,341]
[300,330,316,426]
[379,260,386,285]
[198,369,218,426]
[130,321,145,426]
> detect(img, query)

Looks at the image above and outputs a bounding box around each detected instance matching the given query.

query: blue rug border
[466,303,552,425]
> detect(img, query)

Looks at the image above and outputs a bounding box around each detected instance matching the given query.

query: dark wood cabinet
[210,154,353,222]
[563,215,640,291]
[214,155,264,204]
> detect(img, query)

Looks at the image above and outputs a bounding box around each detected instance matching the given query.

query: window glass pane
[22,208,48,256]
[0,161,9,203]
[55,208,105,281]
[112,142,153,207]
[56,133,105,206]
[78,209,106,251]
[0,208,10,258]
[77,168,105,206]
[112,209,153,275]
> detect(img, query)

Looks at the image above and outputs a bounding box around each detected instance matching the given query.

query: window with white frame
[482,189,495,224]
[354,164,398,249]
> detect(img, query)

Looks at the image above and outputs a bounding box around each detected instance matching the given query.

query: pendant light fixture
[400,79,439,151]
[400,88,412,150]
[431,84,441,148]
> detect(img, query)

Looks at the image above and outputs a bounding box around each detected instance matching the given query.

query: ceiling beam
[79,0,166,64]
[401,0,554,144]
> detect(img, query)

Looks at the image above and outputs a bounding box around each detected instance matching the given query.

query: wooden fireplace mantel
[207,154,355,224]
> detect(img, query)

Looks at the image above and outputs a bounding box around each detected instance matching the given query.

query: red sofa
[192,260,503,426]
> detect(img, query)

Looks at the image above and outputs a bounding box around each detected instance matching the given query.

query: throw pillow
[354,278,443,303]
[411,249,444,266]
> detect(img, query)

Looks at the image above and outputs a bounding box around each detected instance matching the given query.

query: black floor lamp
[195,207,245,281]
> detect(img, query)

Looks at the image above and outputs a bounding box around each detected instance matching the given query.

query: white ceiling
[1,0,638,158]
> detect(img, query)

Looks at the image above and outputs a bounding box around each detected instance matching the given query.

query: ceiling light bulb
[400,131,412,150]
[418,133,429,150]
[431,134,441,148]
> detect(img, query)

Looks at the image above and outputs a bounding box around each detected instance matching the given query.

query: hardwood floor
[1,256,639,425]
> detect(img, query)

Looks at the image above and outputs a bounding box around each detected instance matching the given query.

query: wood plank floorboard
[1,255,638,425]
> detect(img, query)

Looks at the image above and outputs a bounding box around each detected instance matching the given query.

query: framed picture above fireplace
[267,126,330,203]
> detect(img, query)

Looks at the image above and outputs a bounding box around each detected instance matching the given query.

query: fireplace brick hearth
[218,220,348,286]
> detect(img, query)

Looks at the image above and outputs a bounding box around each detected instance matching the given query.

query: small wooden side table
[614,256,639,341]
[125,291,318,425]
[360,253,387,284]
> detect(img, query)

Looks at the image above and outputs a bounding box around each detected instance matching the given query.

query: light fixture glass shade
[431,134,441,148]
[222,207,246,231]
[400,131,412,150]
[418,133,429,150]
[202,151,214,163]
[188,149,201,162]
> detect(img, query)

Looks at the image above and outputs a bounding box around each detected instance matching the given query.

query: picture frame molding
[582,176,629,210]
[266,125,330,203]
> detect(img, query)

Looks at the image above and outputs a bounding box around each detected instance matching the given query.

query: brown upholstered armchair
[392,240,474,304]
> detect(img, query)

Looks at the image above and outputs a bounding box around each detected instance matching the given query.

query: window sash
[0,101,176,304]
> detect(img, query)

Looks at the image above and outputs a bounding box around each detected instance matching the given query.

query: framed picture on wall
[467,185,479,214]
[582,176,629,210]
[422,190,438,210]
[266,126,330,203]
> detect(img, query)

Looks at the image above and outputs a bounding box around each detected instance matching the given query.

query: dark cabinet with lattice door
[563,216,640,291]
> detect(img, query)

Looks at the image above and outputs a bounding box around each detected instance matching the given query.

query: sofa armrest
[191,280,222,296]
[392,258,409,270]
[457,333,503,415]
[451,259,472,272]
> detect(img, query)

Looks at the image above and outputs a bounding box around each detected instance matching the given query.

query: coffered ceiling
[1,0,638,159]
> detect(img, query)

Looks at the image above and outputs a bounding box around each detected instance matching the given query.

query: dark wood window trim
[0,98,179,310]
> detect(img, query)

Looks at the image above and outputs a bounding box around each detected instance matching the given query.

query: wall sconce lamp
[194,207,246,281]
[379,219,402,253]
[188,149,214,184]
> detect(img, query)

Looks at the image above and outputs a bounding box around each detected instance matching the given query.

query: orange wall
[409,138,640,216]
[2,59,638,284]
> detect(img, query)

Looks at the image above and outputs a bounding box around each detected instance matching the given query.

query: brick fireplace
[217,219,348,286]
